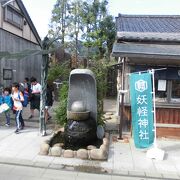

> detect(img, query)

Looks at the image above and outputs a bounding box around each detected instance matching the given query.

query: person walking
[2,87,12,126]
[23,77,31,107]
[45,83,54,123]
[11,82,24,133]
[29,77,41,119]
[24,77,31,93]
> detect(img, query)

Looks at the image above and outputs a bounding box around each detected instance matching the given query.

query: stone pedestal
[64,118,97,149]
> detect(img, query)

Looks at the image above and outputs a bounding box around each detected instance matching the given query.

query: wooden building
[112,14,180,138]
[0,0,41,87]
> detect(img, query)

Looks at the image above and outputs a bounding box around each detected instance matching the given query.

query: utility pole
[39,36,60,136]
[39,37,49,136]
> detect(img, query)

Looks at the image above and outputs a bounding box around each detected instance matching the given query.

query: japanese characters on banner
[129,72,154,149]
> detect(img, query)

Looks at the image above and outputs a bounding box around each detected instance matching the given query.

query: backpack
[10,97,14,110]
[18,90,29,107]
[0,95,3,105]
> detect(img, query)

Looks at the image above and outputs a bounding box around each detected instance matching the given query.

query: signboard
[130,72,154,148]
[158,80,166,91]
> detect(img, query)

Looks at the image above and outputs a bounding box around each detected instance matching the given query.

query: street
[0,163,161,180]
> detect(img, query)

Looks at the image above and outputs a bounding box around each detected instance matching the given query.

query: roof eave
[112,42,180,60]
[117,32,180,43]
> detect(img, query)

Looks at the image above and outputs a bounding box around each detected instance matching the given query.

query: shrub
[55,82,68,126]
[48,62,70,83]
[90,61,108,125]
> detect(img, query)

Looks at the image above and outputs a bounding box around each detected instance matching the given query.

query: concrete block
[63,150,74,158]
[90,149,108,160]
[103,137,109,146]
[51,146,62,157]
[100,144,108,153]
[77,149,88,159]
[39,143,50,155]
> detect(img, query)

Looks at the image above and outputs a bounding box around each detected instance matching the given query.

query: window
[4,5,23,29]
[171,80,180,103]
[155,79,167,103]
[3,69,13,80]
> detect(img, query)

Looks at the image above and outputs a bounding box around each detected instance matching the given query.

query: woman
[12,82,24,133]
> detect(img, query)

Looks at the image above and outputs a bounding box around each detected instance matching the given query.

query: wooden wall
[124,106,180,138]
[0,29,41,87]
[157,127,180,139]
[156,108,180,124]
[124,106,180,124]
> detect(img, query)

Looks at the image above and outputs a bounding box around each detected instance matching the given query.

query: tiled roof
[116,14,180,42]
[116,14,180,33]
[113,14,180,57]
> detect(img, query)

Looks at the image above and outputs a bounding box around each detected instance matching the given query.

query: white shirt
[12,91,24,110]
[31,83,41,93]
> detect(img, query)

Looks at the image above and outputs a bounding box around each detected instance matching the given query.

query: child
[0,94,3,105]
[11,82,24,133]
[2,87,12,126]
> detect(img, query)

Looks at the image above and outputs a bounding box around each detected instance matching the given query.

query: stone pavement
[0,99,180,179]
[0,163,167,180]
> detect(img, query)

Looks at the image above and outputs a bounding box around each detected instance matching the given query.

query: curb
[0,157,179,180]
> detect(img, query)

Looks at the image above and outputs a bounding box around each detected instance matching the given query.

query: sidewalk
[0,99,179,179]
[0,101,58,128]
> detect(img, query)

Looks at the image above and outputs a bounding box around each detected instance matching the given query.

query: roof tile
[116,14,180,33]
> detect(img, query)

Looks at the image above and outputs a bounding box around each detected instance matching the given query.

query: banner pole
[151,68,166,147]
[146,69,165,160]
[151,69,157,148]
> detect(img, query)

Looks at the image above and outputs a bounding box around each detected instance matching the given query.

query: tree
[80,1,92,59]
[49,0,116,61]
[49,0,70,47]
[68,0,83,62]
[99,15,116,60]
[80,0,115,59]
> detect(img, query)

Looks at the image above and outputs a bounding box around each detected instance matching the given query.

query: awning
[112,42,180,60]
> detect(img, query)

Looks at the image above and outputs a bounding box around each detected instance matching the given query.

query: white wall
[0,2,39,45]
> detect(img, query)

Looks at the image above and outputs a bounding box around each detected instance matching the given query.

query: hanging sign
[129,72,154,148]
[158,80,166,91]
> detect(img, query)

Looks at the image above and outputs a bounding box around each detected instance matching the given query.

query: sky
[22,0,180,39]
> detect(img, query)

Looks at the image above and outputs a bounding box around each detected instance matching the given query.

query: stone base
[40,130,110,161]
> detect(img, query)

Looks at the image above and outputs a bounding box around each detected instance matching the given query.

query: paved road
[0,163,162,180]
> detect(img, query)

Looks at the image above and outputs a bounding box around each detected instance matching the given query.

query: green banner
[130,72,154,148]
